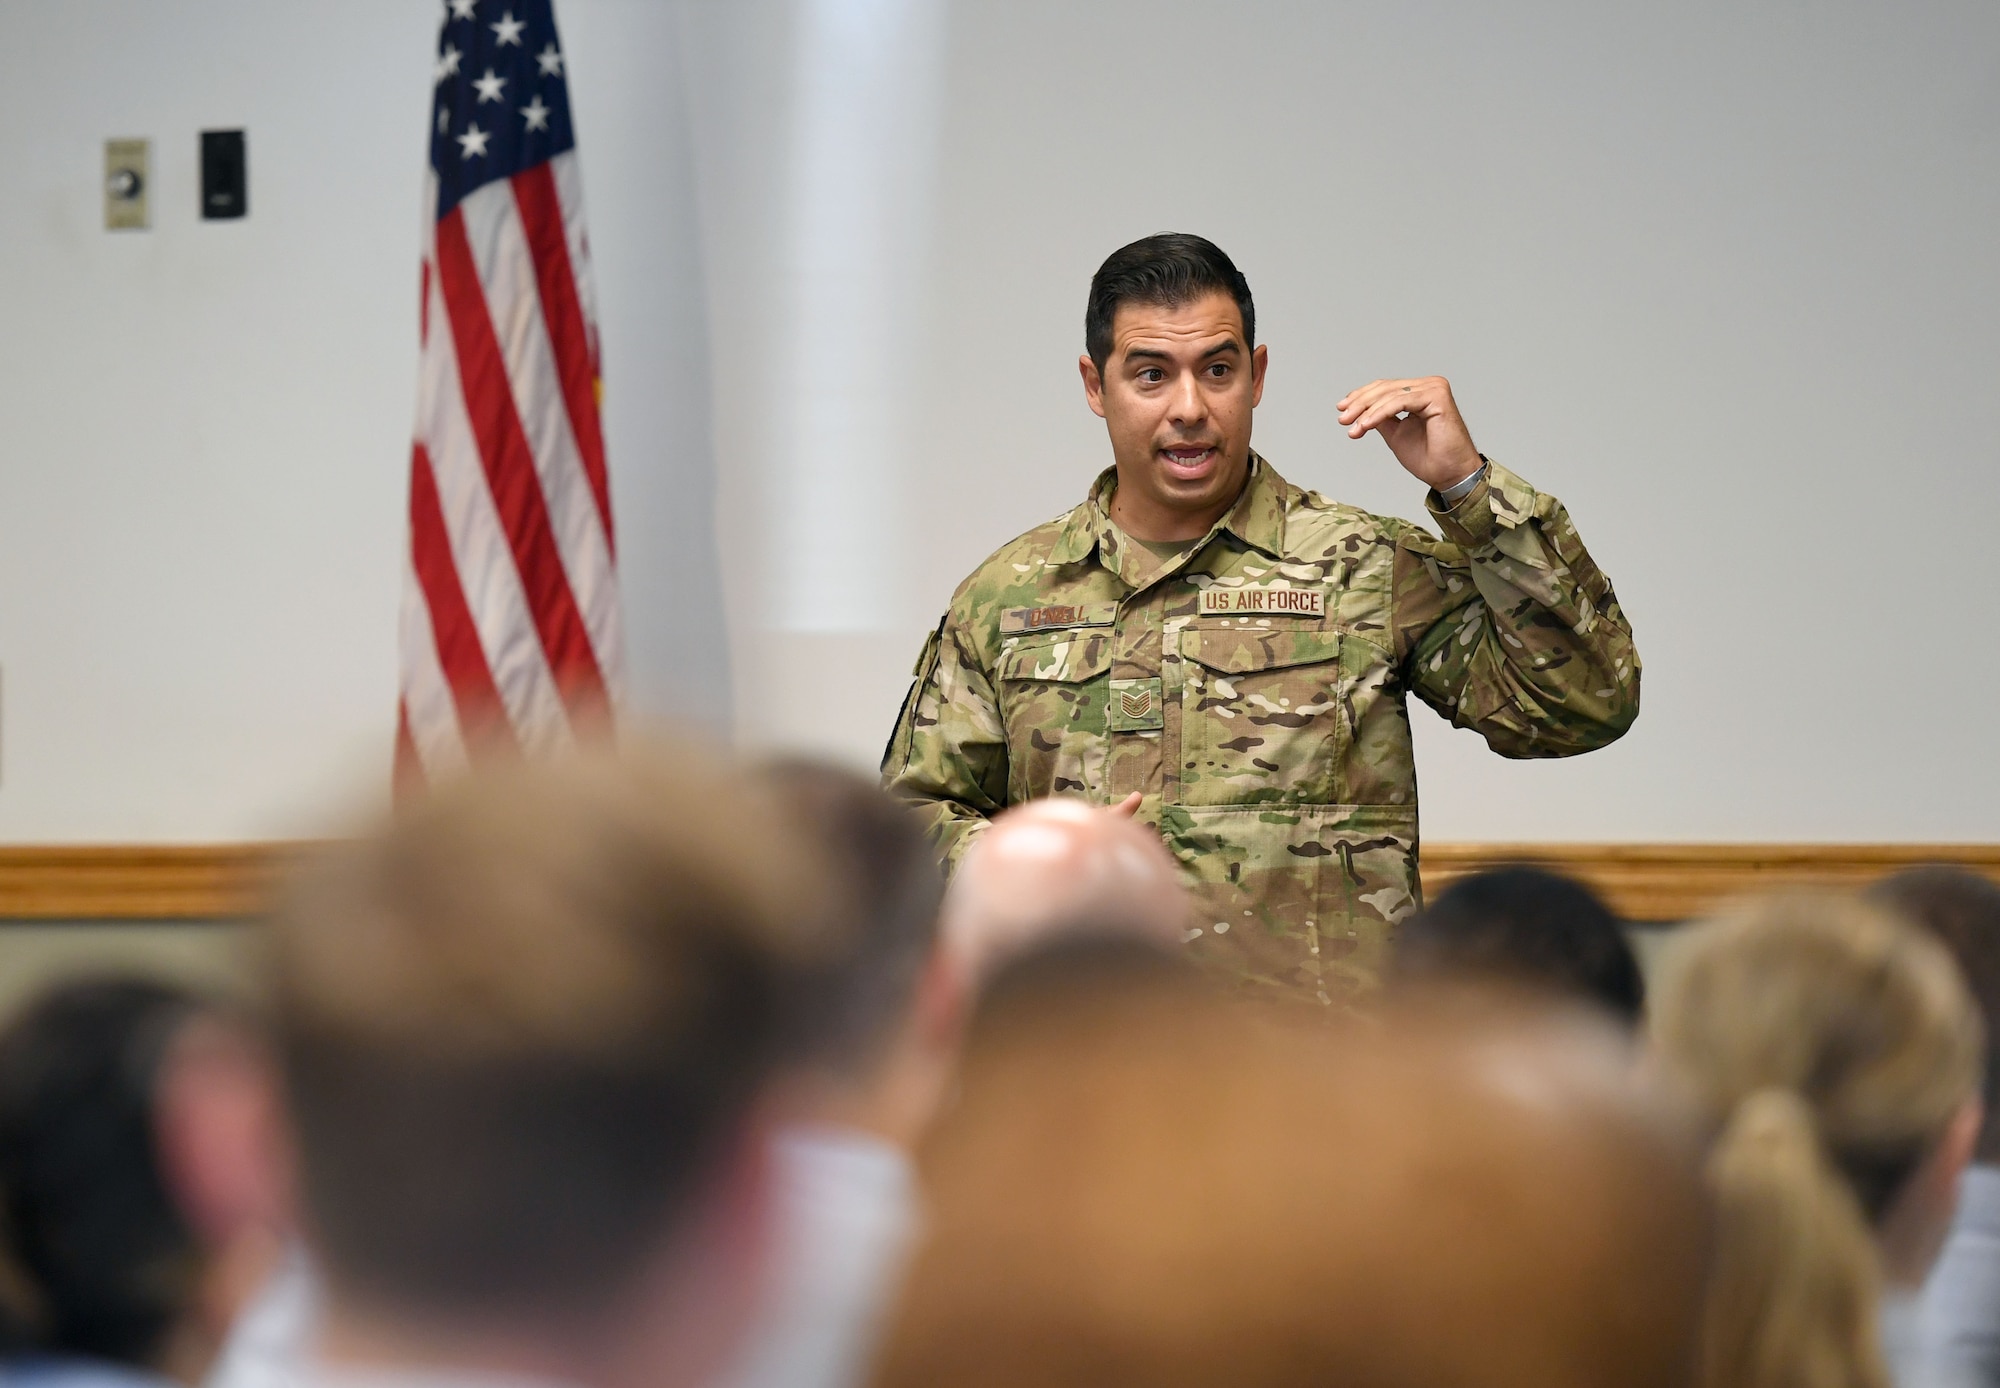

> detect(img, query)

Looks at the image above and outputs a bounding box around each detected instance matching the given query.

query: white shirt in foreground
[711,1124,919,1388]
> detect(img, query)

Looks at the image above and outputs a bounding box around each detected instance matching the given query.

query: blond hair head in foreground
[265,739,825,1387]
[869,956,1709,1388]
[1652,892,1983,1388]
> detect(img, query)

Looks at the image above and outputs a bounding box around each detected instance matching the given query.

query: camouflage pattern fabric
[882,454,1639,1005]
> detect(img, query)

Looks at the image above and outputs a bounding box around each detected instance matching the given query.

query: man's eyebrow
[1123,339,1244,363]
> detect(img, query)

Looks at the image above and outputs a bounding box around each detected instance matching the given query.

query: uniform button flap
[1185,626,1343,674]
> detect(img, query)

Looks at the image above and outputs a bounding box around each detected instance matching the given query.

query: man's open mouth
[1159,445,1217,479]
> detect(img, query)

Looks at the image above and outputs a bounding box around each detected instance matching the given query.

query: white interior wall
[0,0,725,840]
[715,0,2000,841]
[0,0,1993,844]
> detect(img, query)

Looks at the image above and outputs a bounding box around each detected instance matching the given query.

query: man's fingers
[1337,380,1430,427]
[1109,792,1144,818]
[1347,397,1422,439]
[1335,380,1398,422]
[1335,379,1390,413]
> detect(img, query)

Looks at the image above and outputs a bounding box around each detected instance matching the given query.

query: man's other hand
[1336,376,1482,494]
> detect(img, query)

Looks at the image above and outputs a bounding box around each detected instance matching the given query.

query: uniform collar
[1050,451,1289,577]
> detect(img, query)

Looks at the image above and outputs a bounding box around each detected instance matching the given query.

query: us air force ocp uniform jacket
[883,453,1638,1003]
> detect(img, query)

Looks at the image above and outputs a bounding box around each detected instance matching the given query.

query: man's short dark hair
[1869,867,2000,1162]
[761,759,943,1077]
[1085,233,1255,372]
[1392,867,1645,1025]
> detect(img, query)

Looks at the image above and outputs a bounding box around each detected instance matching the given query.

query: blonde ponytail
[1701,1089,1888,1388]
[1654,893,1983,1388]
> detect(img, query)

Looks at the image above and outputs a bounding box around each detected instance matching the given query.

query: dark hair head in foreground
[1868,866,2000,1162]
[0,977,207,1369]
[873,950,1708,1388]
[267,741,824,1322]
[1085,233,1255,373]
[1393,866,1644,1024]
[757,757,944,1078]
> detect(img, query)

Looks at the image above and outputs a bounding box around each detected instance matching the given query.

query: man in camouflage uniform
[882,234,1638,1002]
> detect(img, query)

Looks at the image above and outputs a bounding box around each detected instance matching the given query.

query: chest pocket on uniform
[996,629,1114,801]
[1180,625,1344,807]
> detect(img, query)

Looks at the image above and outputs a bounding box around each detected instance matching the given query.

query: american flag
[396,0,621,791]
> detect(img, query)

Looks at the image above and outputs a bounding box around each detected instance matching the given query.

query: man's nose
[1167,371,1206,428]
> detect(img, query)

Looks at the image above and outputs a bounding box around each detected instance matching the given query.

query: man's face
[1080,291,1267,539]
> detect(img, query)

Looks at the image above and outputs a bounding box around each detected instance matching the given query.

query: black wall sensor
[201,130,247,220]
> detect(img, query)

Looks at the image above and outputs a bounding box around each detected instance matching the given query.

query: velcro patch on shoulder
[1197,583,1325,618]
[1397,529,1466,563]
[1000,601,1118,635]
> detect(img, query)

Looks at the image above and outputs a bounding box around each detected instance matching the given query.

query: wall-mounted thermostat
[104,138,149,230]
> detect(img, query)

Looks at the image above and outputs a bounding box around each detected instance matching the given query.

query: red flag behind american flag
[396,0,621,792]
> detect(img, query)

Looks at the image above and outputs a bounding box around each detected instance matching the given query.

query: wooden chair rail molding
[0,844,317,921]
[1,842,1997,923]
[1422,844,2000,923]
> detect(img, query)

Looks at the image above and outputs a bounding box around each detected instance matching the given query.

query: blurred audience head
[1869,866,2000,1165]
[873,963,1709,1388]
[0,976,260,1385]
[760,758,943,1079]
[1393,866,1644,1026]
[267,741,822,1387]
[941,796,1188,986]
[1652,892,1983,1388]
[757,757,948,1144]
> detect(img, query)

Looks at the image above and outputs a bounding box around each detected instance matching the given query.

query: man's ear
[1877,1094,1986,1289]
[153,1018,296,1246]
[1941,1097,1983,1184]
[913,942,969,1052]
[1250,343,1268,408]
[1079,354,1108,420]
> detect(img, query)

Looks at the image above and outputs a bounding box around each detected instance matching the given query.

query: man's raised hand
[1335,376,1482,494]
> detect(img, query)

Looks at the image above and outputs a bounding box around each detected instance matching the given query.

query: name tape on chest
[1197,584,1326,618]
[999,602,1118,635]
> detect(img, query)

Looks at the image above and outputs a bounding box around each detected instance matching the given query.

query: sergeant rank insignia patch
[1109,677,1164,732]
[1197,584,1325,618]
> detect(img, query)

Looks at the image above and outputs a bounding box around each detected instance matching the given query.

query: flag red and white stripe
[397,6,619,792]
